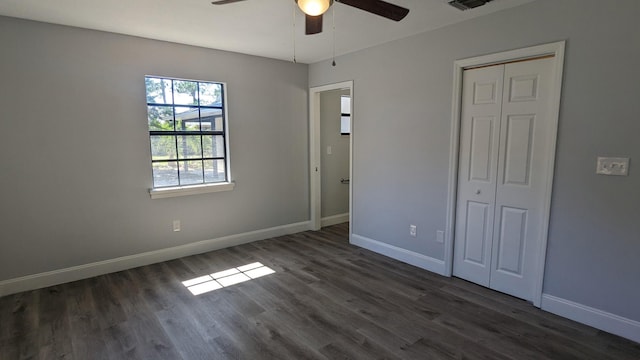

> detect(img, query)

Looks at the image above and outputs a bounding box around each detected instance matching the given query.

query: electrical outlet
[173,220,181,232]
[436,230,444,243]
[409,225,417,237]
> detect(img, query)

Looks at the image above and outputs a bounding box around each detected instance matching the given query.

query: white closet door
[489,57,554,300]
[454,57,554,302]
[453,65,504,287]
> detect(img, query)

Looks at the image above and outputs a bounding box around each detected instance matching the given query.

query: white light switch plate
[596,157,629,176]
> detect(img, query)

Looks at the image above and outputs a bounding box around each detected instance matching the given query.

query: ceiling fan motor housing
[448,0,494,11]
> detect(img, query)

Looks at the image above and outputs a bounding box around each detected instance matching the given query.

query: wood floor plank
[155,305,223,360]
[3,333,38,360]
[259,272,403,360]
[2,223,639,359]
[102,321,140,360]
[254,306,335,351]
[403,335,510,360]
[65,281,111,360]
[120,313,185,360]
[210,334,244,359]
[37,286,74,359]
[307,278,426,344]
[319,337,401,360]
[424,286,610,360]
[69,330,110,360]
[249,313,328,360]
[194,304,283,360]
[0,338,19,360]
[0,290,39,342]
[439,282,640,359]
[66,280,100,335]
[90,276,129,330]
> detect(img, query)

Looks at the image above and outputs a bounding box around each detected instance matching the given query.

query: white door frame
[444,41,565,307]
[309,81,354,237]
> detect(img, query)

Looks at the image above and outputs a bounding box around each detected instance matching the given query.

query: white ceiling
[0,0,535,64]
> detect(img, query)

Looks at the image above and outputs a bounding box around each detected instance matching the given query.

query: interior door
[453,65,504,287]
[489,57,554,300]
[453,57,554,301]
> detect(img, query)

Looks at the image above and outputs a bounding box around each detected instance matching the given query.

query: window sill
[149,181,235,199]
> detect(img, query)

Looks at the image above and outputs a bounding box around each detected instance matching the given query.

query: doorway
[309,81,353,234]
[445,42,566,307]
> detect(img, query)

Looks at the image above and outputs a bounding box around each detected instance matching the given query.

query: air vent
[448,0,494,11]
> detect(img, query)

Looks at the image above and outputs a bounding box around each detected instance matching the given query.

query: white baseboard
[541,294,640,343]
[0,221,312,297]
[351,234,446,276]
[321,213,349,227]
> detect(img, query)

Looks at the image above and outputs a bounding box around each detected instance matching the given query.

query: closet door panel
[453,65,504,287]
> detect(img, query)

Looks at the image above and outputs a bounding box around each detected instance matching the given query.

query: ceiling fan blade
[336,0,409,21]
[306,14,323,35]
[211,0,249,5]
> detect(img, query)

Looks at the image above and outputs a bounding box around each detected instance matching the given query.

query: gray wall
[0,16,309,281]
[320,89,350,218]
[309,0,640,321]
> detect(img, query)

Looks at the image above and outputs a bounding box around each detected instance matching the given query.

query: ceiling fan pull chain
[292,1,297,63]
[332,4,336,66]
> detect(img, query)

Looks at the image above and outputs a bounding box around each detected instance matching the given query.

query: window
[340,95,351,135]
[145,76,230,192]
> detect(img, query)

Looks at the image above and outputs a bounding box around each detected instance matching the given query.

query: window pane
[173,80,198,106]
[177,135,203,159]
[147,105,174,131]
[204,159,226,183]
[145,77,173,104]
[179,160,204,185]
[153,161,179,187]
[341,116,351,135]
[175,107,200,131]
[151,135,177,161]
[341,95,351,114]
[202,135,225,158]
[199,82,222,106]
[200,109,224,131]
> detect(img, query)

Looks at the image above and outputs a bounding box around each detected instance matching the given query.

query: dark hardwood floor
[1,223,639,359]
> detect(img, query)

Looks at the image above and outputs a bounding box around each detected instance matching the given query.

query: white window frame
[145,76,234,199]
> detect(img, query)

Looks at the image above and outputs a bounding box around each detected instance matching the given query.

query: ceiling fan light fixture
[296,0,332,16]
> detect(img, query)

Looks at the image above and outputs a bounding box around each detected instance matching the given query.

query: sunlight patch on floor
[182,262,275,296]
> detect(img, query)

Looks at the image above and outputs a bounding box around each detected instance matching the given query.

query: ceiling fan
[211,0,410,35]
